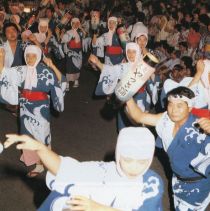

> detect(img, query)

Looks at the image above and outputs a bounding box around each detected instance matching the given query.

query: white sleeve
[46,156,80,194]
[0,66,25,105]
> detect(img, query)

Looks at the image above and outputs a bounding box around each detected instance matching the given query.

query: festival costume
[61,18,83,84]
[93,17,124,66]
[156,112,210,210]
[0,45,66,165]
[38,127,164,211]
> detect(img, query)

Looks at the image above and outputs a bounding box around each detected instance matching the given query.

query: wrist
[36,141,46,152]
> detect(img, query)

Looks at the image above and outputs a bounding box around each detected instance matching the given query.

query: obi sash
[137,84,146,93]
[21,90,48,101]
[68,40,82,49]
[106,46,123,55]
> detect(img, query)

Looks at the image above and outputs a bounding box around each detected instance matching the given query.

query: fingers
[66,195,88,209]
[43,57,52,67]
[4,134,23,148]
[4,134,31,149]
[66,195,84,204]
[197,118,210,133]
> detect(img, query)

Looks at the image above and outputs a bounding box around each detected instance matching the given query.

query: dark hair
[136,12,145,22]
[172,50,181,58]
[172,64,184,71]
[179,41,188,49]
[175,24,182,32]
[190,22,200,32]
[46,6,55,13]
[3,22,19,35]
[199,14,210,26]
[167,86,195,100]
[181,56,193,69]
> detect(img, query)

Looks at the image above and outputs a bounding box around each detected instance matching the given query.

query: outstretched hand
[4,134,41,151]
[88,54,99,65]
[43,57,54,69]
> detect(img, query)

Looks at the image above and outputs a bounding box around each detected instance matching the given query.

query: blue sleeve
[137,171,164,211]
[190,135,210,177]
[49,70,66,112]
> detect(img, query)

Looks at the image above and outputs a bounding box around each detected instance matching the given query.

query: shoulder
[143,169,164,192]
[156,112,171,133]
[144,169,163,182]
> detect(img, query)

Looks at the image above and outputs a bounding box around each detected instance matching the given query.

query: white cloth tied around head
[35,18,49,43]
[135,32,148,47]
[71,18,80,43]
[126,42,140,64]
[107,16,117,45]
[24,45,42,90]
[115,127,155,177]
[167,95,195,107]
[108,16,118,24]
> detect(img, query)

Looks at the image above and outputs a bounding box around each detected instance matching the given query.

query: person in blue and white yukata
[126,86,210,211]
[61,17,86,89]
[0,45,66,177]
[92,16,124,66]
[4,127,163,211]
[89,42,150,131]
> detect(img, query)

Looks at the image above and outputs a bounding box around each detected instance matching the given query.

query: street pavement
[0,63,182,211]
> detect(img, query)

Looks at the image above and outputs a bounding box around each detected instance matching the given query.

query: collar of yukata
[168,94,195,107]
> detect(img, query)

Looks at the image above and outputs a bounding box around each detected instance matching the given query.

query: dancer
[0,45,66,177]
[4,127,164,211]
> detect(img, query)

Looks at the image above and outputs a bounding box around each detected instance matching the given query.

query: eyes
[121,157,148,164]
[168,101,187,109]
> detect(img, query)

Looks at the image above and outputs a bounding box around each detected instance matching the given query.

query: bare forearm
[51,64,62,81]
[126,99,162,126]
[36,143,61,175]
[188,72,202,87]
[126,98,144,124]
[96,59,104,71]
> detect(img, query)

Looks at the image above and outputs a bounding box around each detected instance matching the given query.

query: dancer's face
[26,53,37,66]
[5,26,18,41]
[119,156,150,178]
[126,49,137,62]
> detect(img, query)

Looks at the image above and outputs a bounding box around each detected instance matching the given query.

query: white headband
[126,42,140,63]
[168,95,195,107]
[24,45,42,68]
[39,18,49,26]
[135,32,148,40]
[115,127,155,177]
[108,16,117,23]
[116,127,155,160]
[71,18,80,25]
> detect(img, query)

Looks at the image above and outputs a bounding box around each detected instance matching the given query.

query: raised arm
[0,47,4,72]
[126,98,163,126]
[4,134,61,176]
[88,54,104,71]
[43,57,62,81]
[188,60,204,88]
